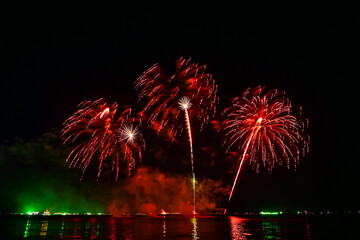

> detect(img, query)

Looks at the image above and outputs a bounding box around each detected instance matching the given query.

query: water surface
[0,214,358,239]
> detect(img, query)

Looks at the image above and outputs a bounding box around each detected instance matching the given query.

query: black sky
[0,8,359,212]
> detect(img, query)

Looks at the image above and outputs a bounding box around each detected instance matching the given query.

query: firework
[222,86,309,204]
[134,58,218,214]
[62,98,145,181]
[134,58,218,136]
[178,97,195,214]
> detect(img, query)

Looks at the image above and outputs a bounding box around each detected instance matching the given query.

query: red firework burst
[222,86,309,203]
[61,98,145,181]
[134,57,218,137]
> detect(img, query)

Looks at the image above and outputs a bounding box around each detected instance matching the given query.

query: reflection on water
[0,215,320,239]
[229,216,251,239]
[23,217,31,238]
[262,220,280,240]
[162,216,166,239]
[191,217,199,240]
[109,217,116,240]
[40,220,48,237]
[59,221,64,238]
[305,220,311,239]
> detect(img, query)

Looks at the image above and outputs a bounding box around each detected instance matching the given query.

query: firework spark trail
[61,98,145,181]
[185,110,196,215]
[227,117,262,204]
[179,97,196,214]
[222,86,309,212]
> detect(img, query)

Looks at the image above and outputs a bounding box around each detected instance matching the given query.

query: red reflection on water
[72,225,80,239]
[90,222,98,240]
[229,216,251,240]
[108,217,117,239]
[71,218,81,222]
[305,220,312,239]
[162,216,166,238]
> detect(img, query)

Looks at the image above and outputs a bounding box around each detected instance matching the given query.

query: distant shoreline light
[8,210,360,216]
[10,212,111,216]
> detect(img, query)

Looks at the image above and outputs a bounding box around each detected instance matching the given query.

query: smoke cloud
[109,167,227,216]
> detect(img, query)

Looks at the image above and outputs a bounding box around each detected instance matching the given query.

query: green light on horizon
[260,211,280,215]
[26,211,39,216]
[17,211,108,216]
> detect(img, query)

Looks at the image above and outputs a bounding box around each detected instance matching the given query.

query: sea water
[0,214,358,239]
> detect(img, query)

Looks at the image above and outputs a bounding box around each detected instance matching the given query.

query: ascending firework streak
[222,86,309,210]
[178,96,196,214]
[227,117,263,204]
[134,58,218,214]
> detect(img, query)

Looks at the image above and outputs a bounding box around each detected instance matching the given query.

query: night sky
[0,8,359,213]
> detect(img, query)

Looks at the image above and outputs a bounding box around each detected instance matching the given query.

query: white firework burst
[120,124,140,143]
[178,96,192,110]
